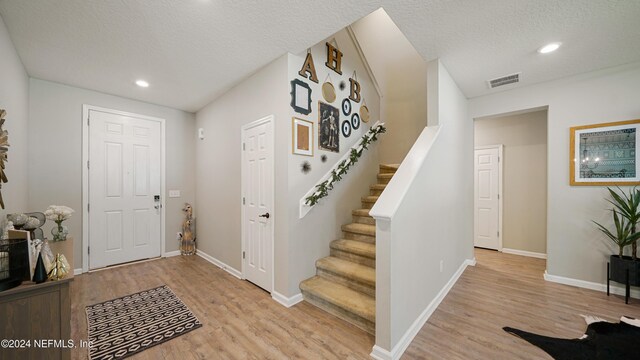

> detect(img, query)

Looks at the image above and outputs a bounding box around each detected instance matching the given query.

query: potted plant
[594,187,640,291]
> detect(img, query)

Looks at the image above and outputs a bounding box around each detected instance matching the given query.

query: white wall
[371,60,474,357]
[28,79,196,269]
[287,29,381,296]
[0,15,29,219]
[351,8,427,164]
[195,55,290,293]
[475,110,548,254]
[469,62,640,285]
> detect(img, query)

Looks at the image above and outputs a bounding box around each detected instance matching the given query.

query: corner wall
[0,15,29,218]
[28,79,196,269]
[371,59,474,358]
[469,62,640,286]
[351,8,428,164]
[195,54,290,293]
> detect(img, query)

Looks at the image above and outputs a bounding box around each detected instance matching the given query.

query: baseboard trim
[370,258,475,360]
[544,271,640,299]
[271,291,303,308]
[163,250,181,257]
[197,250,243,279]
[502,248,547,259]
[74,268,83,276]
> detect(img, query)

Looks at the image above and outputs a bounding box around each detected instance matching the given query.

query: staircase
[300,163,398,335]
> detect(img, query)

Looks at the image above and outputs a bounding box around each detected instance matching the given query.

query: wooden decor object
[298,51,319,83]
[325,41,343,75]
[0,109,9,209]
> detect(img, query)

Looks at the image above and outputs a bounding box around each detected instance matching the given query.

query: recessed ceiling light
[135,79,149,88]
[538,42,561,54]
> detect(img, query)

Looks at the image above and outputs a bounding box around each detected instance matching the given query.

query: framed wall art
[318,101,340,153]
[292,117,313,156]
[290,79,312,115]
[570,119,640,186]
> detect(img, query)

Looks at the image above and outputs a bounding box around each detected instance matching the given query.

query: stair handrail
[299,121,386,218]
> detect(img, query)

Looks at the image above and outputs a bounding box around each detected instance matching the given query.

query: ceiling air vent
[487,72,521,89]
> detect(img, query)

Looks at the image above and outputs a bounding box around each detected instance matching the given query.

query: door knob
[259,212,270,219]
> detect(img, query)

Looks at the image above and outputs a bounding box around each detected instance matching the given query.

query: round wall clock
[342,98,351,116]
[0,109,8,209]
[351,113,361,130]
[341,120,352,138]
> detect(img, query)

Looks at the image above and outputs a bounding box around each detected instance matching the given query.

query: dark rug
[504,316,640,360]
[86,285,202,360]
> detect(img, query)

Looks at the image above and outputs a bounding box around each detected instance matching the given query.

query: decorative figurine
[179,203,196,255]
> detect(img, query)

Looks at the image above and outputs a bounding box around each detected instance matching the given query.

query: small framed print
[318,101,340,153]
[290,79,312,115]
[570,119,640,186]
[293,117,313,156]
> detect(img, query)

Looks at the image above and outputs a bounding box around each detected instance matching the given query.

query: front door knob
[259,212,270,219]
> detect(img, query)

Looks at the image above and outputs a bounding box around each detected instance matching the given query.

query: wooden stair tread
[316,257,375,286]
[361,195,379,203]
[331,239,376,259]
[342,223,376,236]
[370,184,387,190]
[379,164,400,170]
[377,173,394,179]
[300,276,375,322]
[352,209,371,217]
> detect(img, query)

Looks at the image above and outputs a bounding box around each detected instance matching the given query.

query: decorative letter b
[349,78,361,103]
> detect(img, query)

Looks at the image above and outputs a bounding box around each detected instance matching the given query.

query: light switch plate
[169,190,181,198]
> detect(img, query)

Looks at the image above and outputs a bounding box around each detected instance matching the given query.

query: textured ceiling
[0,0,639,112]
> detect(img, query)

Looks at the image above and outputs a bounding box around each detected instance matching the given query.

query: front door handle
[259,212,270,219]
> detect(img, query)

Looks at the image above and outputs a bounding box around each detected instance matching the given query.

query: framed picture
[292,117,313,156]
[318,101,340,153]
[570,119,640,186]
[290,79,312,115]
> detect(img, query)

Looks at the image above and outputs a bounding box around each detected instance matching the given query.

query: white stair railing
[299,121,386,218]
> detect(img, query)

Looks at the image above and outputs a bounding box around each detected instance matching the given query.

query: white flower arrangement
[44,205,74,222]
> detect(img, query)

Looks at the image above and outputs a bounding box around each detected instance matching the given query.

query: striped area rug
[86,285,202,360]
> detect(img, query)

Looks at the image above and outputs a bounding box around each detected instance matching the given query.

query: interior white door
[242,117,274,292]
[474,147,501,250]
[89,110,162,269]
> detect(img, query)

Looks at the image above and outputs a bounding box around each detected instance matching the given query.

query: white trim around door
[240,115,275,293]
[474,144,503,251]
[82,105,166,272]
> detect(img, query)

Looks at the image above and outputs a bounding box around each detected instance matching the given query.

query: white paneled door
[474,146,502,250]
[89,109,162,269]
[242,116,274,292]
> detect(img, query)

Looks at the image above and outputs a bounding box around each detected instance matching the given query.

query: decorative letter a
[298,52,319,83]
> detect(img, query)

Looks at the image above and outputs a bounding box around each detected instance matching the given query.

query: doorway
[474,109,548,258]
[241,115,274,292]
[82,105,165,271]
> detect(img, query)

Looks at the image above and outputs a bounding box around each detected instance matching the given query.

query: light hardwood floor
[70,249,640,359]
[403,249,640,359]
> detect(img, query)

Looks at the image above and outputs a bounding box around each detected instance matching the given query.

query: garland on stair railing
[305,123,387,206]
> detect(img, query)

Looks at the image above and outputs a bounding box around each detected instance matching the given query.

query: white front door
[89,109,162,269]
[474,146,502,250]
[242,116,274,292]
